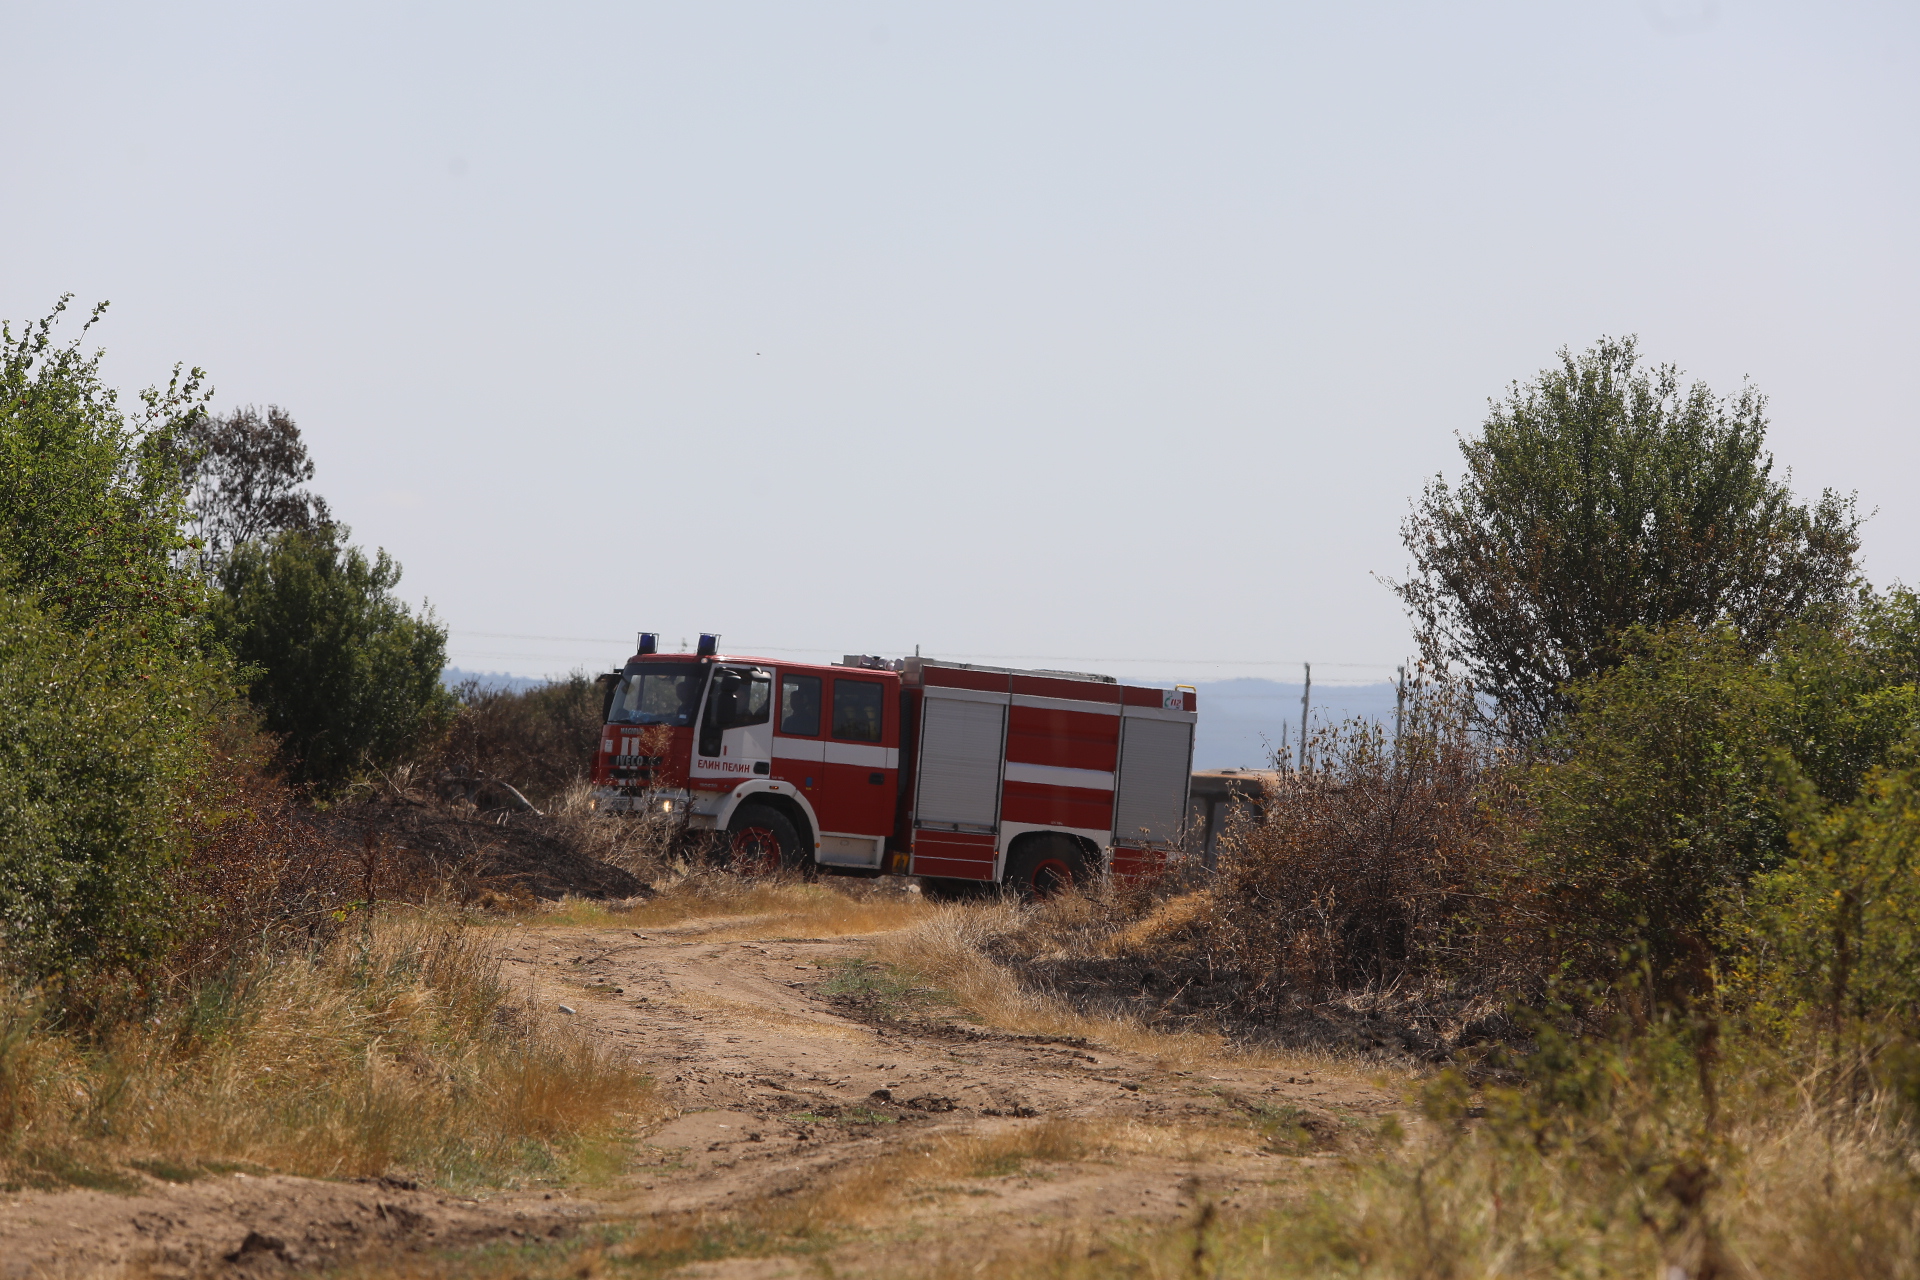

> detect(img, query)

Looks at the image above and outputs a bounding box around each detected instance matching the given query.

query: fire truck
[590,633,1197,895]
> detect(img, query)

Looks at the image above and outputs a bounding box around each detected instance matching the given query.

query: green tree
[1527,625,1790,997]
[0,297,210,646]
[0,594,220,982]
[177,403,333,573]
[1523,593,1920,999]
[1394,337,1859,740]
[211,528,453,790]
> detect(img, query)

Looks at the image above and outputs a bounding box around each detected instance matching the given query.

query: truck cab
[592,646,903,874]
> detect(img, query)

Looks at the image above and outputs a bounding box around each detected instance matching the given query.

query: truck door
[692,665,774,782]
[818,674,894,838]
[1112,710,1193,846]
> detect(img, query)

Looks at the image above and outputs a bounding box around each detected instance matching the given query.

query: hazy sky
[6,2,1915,686]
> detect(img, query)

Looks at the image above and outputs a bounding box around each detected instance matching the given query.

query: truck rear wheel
[723,804,811,878]
[1003,835,1089,900]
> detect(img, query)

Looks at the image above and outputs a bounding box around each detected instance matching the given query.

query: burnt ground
[327,795,648,902]
[1005,951,1519,1063]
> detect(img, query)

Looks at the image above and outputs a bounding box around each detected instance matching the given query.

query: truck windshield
[606,666,707,726]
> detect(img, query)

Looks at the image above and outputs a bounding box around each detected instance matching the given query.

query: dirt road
[0,907,1400,1278]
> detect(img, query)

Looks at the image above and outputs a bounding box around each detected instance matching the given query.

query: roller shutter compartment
[1113,717,1193,845]
[914,697,1006,831]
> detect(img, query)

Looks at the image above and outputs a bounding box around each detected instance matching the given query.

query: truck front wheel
[723,804,811,878]
[1003,836,1089,900]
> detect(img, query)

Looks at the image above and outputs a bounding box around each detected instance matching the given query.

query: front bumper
[591,787,691,816]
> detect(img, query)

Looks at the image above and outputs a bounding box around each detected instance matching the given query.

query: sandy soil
[0,908,1401,1277]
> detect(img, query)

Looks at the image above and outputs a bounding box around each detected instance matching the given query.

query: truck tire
[723,804,810,877]
[1003,835,1089,900]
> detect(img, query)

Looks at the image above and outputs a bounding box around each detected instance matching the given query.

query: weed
[820,958,953,1021]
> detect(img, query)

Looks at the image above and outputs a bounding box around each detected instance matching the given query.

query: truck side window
[780,674,821,737]
[831,679,884,743]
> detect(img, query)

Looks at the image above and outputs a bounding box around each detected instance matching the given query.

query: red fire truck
[591,634,1197,895]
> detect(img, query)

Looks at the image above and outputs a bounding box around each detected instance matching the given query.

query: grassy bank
[0,911,652,1192]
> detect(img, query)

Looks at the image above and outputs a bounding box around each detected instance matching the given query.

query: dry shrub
[162,733,414,986]
[1208,683,1529,1006]
[0,911,652,1190]
[435,674,605,808]
[308,770,650,906]
[544,781,685,881]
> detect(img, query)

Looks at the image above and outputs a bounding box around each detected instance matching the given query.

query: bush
[1523,601,1920,1002]
[1525,626,1790,999]
[1208,683,1524,1002]
[0,297,208,647]
[211,527,454,792]
[1739,759,1920,1035]
[0,594,220,983]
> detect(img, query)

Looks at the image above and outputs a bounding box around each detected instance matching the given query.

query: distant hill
[1182,678,1400,770]
[441,667,552,695]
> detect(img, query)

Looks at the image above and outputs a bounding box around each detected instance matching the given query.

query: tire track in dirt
[513,913,1399,1268]
[0,911,1398,1277]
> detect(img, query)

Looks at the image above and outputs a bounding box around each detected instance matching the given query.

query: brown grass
[321,1115,1228,1280]
[868,900,1361,1073]
[0,912,654,1191]
[521,873,935,940]
[873,1057,1920,1280]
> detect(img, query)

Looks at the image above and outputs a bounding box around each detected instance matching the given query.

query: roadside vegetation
[5,301,1920,1276]
[0,299,648,1195]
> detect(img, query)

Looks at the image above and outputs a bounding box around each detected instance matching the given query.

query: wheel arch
[1005,828,1100,867]
[720,783,818,855]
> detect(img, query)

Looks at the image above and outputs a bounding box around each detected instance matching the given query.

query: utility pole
[1298,662,1312,772]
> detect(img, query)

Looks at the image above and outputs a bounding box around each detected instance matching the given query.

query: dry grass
[881,1046,1920,1280]
[757,1116,1106,1232]
[323,1115,1228,1280]
[0,911,654,1191]
[870,900,1362,1073]
[521,873,935,940]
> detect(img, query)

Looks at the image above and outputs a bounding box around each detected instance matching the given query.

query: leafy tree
[1394,337,1859,739]
[1527,625,1790,998]
[211,528,454,790]
[0,297,210,646]
[1524,593,1920,999]
[178,403,333,571]
[0,593,220,982]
